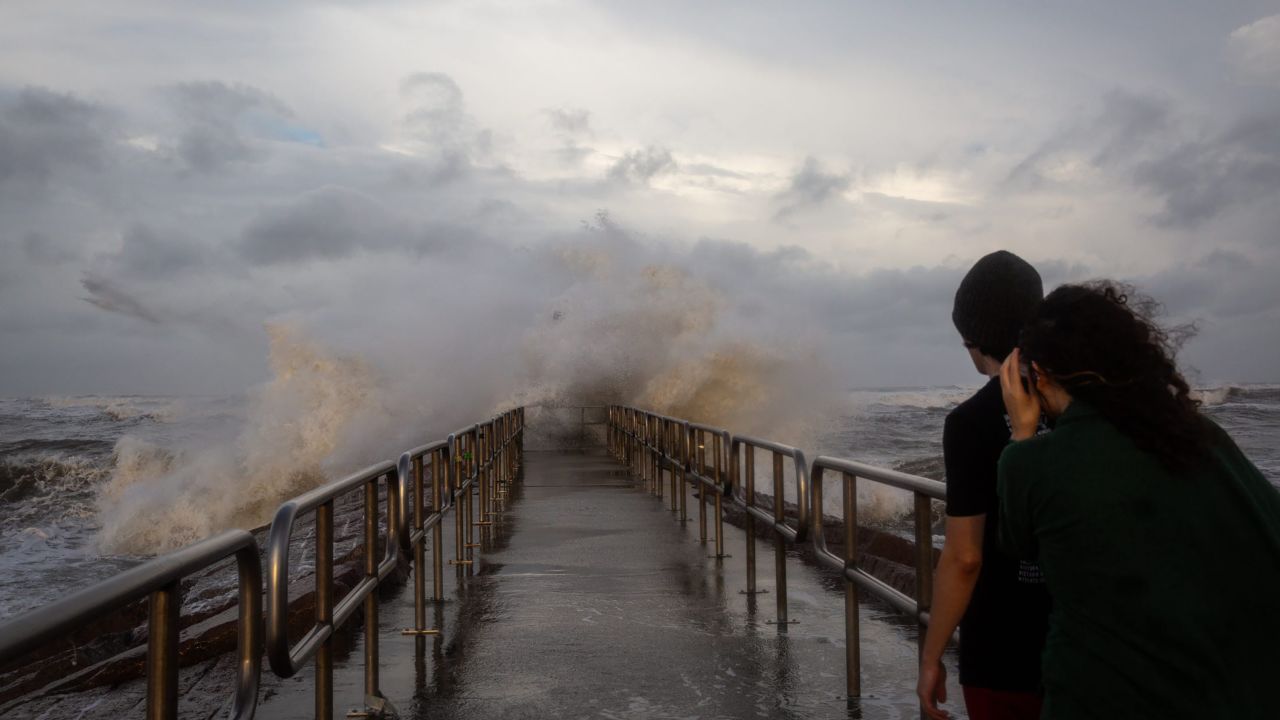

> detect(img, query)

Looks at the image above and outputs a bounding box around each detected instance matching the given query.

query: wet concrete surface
[256,450,965,719]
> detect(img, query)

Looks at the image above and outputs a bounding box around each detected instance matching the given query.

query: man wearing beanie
[918,250,1052,720]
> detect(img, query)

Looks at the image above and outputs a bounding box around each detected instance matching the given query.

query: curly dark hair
[1018,280,1211,470]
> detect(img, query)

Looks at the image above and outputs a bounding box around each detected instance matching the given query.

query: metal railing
[0,530,262,720]
[608,405,939,703]
[398,439,450,634]
[265,460,402,717]
[689,422,732,558]
[811,456,944,698]
[731,434,809,628]
[0,407,524,720]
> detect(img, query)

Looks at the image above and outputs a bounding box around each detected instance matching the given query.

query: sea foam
[96,325,385,553]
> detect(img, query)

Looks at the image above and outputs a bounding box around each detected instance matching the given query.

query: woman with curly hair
[998,281,1280,719]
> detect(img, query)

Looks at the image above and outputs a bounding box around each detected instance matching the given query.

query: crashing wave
[43,395,174,423]
[95,325,385,554]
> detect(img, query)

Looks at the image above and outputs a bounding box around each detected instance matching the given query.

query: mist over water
[78,225,837,555]
[95,326,385,553]
[0,224,844,613]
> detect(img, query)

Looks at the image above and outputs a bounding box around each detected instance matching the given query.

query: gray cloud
[683,162,747,180]
[0,87,106,190]
[1143,250,1280,321]
[607,146,676,184]
[556,144,594,166]
[396,71,495,179]
[1,40,1277,399]
[239,186,402,265]
[1010,90,1280,228]
[20,231,81,265]
[80,272,163,323]
[165,81,293,173]
[1007,91,1170,188]
[774,156,850,220]
[1227,14,1280,87]
[100,224,210,279]
[401,72,465,133]
[545,107,591,137]
[400,72,474,151]
[545,107,594,166]
[1133,112,1280,227]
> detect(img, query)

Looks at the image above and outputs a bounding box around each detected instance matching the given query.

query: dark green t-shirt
[998,401,1280,719]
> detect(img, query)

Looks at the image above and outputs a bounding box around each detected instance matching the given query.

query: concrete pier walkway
[255,450,961,719]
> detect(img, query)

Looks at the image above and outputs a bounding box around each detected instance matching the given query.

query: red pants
[962,686,1042,720]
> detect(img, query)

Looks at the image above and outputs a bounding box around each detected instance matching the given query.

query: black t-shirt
[943,376,1051,691]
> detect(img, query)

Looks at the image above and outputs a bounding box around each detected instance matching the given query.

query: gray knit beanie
[952,250,1043,360]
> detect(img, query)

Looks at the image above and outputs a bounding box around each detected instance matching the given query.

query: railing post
[659,419,667,500]
[679,423,689,522]
[450,434,470,569]
[413,455,427,630]
[914,492,934,665]
[363,476,381,708]
[477,427,492,530]
[473,431,480,540]
[844,471,862,699]
[653,417,660,494]
[669,423,679,511]
[145,581,180,720]
[638,415,645,486]
[465,432,478,557]
[712,433,725,559]
[480,430,489,524]
[744,446,759,595]
[647,416,654,492]
[432,450,445,598]
[495,421,504,504]
[316,500,334,720]
[698,429,708,543]
[648,417,656,494]
[488,423,496,513]
[773,452,788,629]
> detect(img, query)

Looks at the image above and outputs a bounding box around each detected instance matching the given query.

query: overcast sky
[2,0,1278,399]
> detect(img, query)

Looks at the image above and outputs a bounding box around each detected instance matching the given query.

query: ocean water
[833,384,1280,483]
[0,385,1276,619]
[0,395,245,617]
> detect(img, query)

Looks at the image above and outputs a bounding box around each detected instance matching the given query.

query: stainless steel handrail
[608,408,735,565]
[811,456,943,699]
[397,439,451,640]
[396,408,524,640]
[730,434,809,628]
[607,405,945,704]
[0,407,523,720]
[730,435,811,542]
[265,460,401,718]
[687,421,731,557]
[0,530,262,720]
[448,425,478,568]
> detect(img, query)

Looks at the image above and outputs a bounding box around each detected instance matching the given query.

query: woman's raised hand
[1000,348,1041,441]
